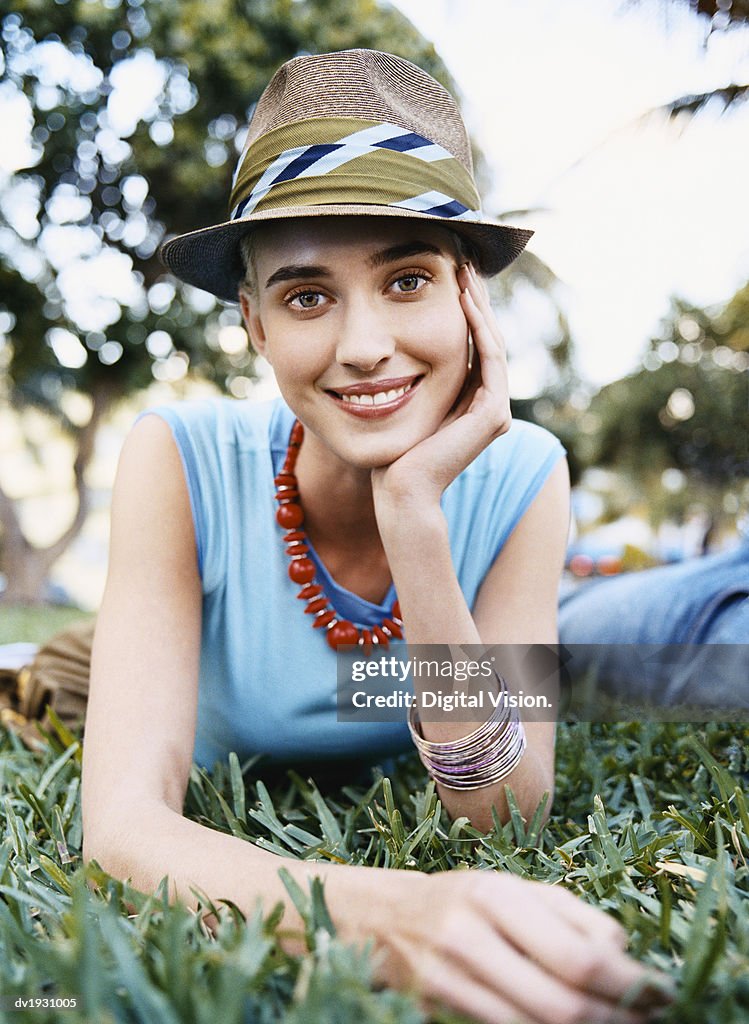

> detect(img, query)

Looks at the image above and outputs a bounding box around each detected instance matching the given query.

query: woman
[81,50,670,1024]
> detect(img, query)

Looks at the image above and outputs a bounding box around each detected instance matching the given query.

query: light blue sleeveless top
[141,397,565,771]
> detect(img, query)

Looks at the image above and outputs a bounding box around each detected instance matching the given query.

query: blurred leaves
[515,278,749,514]
[639,0,749,27]
[0,0,454,409]
[0,0,457,598]
[583,290,749,486]
[624,0,749,117]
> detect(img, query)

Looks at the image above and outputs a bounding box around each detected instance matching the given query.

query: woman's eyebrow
[263,241,443,288]
[264,264,331,288]
[368,241,443,267]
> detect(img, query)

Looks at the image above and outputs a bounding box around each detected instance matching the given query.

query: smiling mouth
[326,376,423,407]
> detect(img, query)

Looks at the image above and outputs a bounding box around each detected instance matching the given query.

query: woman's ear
[238,287,269,362]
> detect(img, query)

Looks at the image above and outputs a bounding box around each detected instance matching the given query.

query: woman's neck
[293,429,379,548]
[290,427,394,603]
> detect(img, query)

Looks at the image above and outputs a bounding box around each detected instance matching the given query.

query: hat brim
[159,204,534,303]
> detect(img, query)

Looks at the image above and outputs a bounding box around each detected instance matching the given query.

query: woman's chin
[298,401,453,471]
[335,444,412,471]
[331,430,431,471]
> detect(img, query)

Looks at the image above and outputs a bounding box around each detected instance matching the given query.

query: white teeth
[339,383,411,406]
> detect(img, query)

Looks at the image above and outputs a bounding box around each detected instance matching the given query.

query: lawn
[0,606,94,646]
[0,608,748,1022]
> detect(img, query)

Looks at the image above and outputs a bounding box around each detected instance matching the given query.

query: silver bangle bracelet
[408,674,527,791]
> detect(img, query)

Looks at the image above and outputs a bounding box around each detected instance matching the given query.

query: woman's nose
[334,304,396,371]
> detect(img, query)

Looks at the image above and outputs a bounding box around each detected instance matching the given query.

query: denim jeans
[558,539,749,709]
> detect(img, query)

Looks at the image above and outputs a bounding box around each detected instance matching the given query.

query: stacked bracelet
[407,675,527,791]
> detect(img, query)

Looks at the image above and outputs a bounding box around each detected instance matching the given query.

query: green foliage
[584,293,749,489]
[1,0,453,411]
[1,719,748,1022]
[517,282,749,506]
[629,0,749,30]
[0,606,92,645]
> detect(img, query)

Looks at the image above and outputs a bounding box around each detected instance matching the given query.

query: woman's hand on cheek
[371,262,512,518]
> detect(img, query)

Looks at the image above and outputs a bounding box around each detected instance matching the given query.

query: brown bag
[1,618,94,749]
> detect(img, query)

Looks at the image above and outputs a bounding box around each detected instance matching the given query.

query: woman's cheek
[412,298,467,370]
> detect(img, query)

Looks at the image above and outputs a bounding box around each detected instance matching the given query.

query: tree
[578,286,749,516]
[0,0,455,603]
[627,0,749,115]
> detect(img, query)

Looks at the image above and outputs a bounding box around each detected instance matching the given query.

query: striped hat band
[158,49,534,301]
[229,117,483,225]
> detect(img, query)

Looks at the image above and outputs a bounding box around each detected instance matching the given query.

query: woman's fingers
[477,877,670,1010]
[460,263,506,349]
[370,872,673,1024]
[533,885,673,1005]
[536,882,628,948]
[407,944,539,1024]
[459,286,511,431]
[446,914,649,1024]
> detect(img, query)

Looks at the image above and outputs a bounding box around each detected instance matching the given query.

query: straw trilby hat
[159,49,533,301]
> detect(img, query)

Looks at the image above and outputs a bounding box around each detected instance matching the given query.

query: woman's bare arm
[375,456,568,833]
[82,414,201,837]
[81,413,402,946]
[372,263,567,830]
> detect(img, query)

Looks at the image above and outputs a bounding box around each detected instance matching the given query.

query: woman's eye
[289,291,322,309]
[393,274,427,294]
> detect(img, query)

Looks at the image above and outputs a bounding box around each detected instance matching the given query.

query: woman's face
[240,217,470,469]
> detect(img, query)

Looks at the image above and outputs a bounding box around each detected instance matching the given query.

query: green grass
[0,715,748,1023]
[0,605,94,646]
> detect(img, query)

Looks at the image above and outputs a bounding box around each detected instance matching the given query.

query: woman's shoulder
[135,395,283,451]
[466,418,566,481]
[498,417,564,453]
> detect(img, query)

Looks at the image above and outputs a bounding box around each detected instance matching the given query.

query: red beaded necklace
[274,419,403,653]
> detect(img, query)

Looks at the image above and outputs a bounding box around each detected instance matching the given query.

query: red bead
[290,422,304,445]
[304,597,329,614]
[284,530,306,543]
[297,584,322,600]
[274,474,296,487]
[382,618,403,639]
[392,601,401,620]
[372,626,390,648]
[288,558,315,584]
[286,542,309,556]
[313,610,336,629]
[276,504,304,529]
[275,490,300,502]
[361,628,373,656]
[282,457,297,473]
[327,620,360,649]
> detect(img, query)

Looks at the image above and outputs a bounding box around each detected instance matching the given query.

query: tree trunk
[0,382,115,605]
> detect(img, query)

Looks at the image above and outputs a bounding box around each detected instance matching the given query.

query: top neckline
[268,399,397,625]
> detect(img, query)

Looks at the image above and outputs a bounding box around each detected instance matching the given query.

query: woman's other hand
[355,869,673,1024]
[371,262,511,515]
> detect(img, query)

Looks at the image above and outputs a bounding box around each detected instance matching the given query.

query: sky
[392,0,749,389]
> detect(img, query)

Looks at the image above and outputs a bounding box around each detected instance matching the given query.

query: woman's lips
[325,376,423,418]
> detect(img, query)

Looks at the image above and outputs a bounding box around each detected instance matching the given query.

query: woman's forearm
[83,799,667,1023]
[84,800,409,955]
[377,502,554,831]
